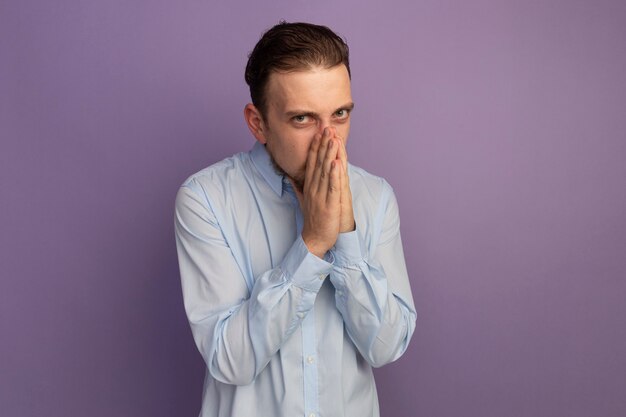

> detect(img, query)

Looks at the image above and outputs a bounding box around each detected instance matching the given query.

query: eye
[334,109,350,120]
[292,115,310,124]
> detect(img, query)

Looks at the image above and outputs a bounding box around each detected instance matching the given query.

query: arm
[329,182,417,367]
[174,183,330,386]
[292,127,415,365]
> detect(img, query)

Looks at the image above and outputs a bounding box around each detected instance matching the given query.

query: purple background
[2,1,625,416]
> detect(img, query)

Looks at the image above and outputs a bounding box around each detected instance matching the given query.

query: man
[175,22,416,417]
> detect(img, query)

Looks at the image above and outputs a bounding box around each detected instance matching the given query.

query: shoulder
[183,152,248,191]
[180,150,252,194]
[175,151,252,212]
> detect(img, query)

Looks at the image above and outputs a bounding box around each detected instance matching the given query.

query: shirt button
[307,355,314,364]
[319,274,326,280]
[309,413,316,417]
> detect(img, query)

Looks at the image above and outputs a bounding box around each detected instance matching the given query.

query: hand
[336,135,355,233]
[291,127,342,258]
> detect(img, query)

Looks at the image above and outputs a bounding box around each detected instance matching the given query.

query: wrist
[340,218,356,233]
[302,235,329,259]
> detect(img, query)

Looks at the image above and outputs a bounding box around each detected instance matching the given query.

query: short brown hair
[245,21,351,117]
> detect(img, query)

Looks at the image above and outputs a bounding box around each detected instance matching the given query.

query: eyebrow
[284,102,355,118]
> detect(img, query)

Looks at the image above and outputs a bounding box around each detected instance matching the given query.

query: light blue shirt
[174,142,416,417]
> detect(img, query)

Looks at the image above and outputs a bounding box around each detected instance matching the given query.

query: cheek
[288,129,315,155]
[275,131,313,172]
[297,138,314,168]
[336,123,350,143]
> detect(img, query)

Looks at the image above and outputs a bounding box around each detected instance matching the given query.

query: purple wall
[2,1,625,416]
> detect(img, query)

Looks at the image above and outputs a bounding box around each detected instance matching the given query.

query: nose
[318,119,335,136]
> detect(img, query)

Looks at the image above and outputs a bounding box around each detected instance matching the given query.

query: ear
[244,103,268,144]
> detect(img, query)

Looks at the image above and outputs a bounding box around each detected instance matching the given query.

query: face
[251,65,353,190]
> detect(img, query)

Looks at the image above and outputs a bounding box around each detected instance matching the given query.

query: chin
[268,154,305,192]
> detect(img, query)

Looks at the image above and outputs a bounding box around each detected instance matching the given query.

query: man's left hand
[336,131,355,233]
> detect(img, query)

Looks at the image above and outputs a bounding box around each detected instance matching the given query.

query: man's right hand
[292,127,343,259]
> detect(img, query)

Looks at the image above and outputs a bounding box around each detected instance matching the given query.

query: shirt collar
[250,141,285,196]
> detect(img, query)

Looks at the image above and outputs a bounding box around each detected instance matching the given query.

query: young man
[175,22,416,417]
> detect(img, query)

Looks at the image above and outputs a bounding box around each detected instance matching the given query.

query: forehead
[265,65,352,112]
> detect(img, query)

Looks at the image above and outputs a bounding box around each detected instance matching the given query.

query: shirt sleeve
[174,183,332,386]
[329,182,417,367]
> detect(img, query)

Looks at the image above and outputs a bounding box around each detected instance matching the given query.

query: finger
[318,137,339,195]
[338,146,350,194]
[304,133,321,192]
[327,159,341,207]
[310,128,331,191]
[309,130,331,195]
[338,137,348,174]
[338,159,352,202]
[336,159,355,232]
[312,128,333,192]
[326,126,347,173]
[317,127,333,165]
